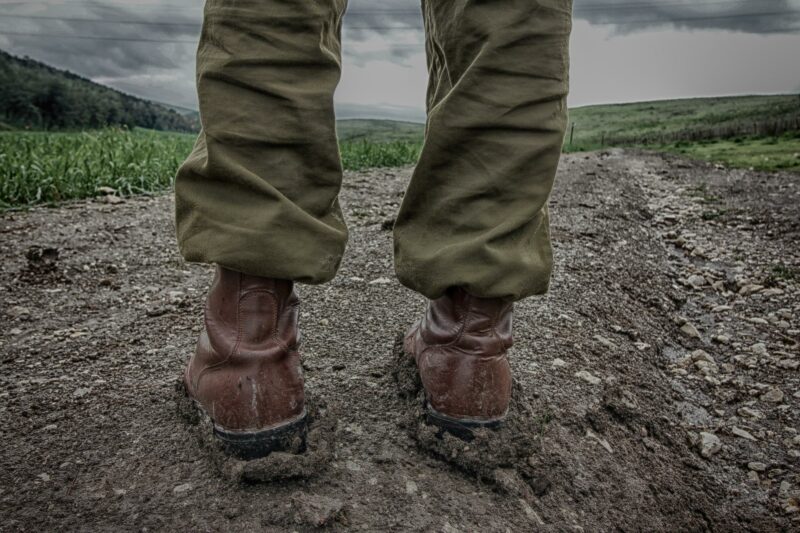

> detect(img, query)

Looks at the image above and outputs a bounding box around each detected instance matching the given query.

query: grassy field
[2,94,799,208]
[0,129,193,208]
[0,128,423,208]
[564,94,800,151]
[337,119,424,143]
[659,133,800,173]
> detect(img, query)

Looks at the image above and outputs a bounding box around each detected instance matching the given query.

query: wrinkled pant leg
[175,0,348,284]
[394,0,573,301]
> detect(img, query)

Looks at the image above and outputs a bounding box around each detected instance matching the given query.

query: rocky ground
[0,150,797,531]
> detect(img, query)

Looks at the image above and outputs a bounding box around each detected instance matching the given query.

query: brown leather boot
[404,287,513,439]
[184,266,306,459]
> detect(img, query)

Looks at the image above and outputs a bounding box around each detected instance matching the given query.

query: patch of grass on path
[659,134,800,173]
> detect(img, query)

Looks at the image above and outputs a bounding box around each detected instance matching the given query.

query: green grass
[337,119,424,143]
[340,139,422,170]
[2,94,799,208]
[658,133,800,173]
[563,94,800,150]
[0,127,423,208]
[0,128,194,208]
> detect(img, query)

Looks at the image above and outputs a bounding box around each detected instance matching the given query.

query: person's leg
[176,0,348,283]
[176,0,348,459]
[401,0,572,437]
[395,0,572,301]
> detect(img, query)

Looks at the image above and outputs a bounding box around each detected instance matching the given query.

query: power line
[0,8,798,29]
[0,30,197,43]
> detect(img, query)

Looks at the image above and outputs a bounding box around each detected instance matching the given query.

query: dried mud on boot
[391,335,550,500]
[174,378,336,484]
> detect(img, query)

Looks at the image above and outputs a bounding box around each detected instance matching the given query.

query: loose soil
[1,150,798,531]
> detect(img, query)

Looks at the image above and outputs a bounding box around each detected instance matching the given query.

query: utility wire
[0,9,798,29]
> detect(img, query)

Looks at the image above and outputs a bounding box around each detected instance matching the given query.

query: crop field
[0,128,423,208]
[2,95,799,208]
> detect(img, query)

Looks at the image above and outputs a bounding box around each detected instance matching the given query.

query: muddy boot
[404,288,513,440]
[184,266,307,460]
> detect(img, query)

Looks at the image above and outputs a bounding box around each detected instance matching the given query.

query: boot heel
[213,410,308,460]
[425,407,504,442]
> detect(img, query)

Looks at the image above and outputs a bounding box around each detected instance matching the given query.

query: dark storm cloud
[1,0,797,110]
[0,1,201,78]
[343,0,800,36]
[575,0,800,34]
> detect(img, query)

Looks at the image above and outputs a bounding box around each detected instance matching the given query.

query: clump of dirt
[392,335,549,499]
[175,378,337,484]
[18,245,68,284]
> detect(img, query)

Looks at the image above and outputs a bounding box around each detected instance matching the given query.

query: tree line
[0,49,198,132]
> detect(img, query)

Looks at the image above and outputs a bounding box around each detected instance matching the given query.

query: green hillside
[565,94,800,150]
[337,119,424,142]
[0,50,197,132]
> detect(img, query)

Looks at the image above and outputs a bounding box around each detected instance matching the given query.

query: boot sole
[425,407,505,442]
[398,338,507,441]
[179,378,308,460]
[213,410,308,460]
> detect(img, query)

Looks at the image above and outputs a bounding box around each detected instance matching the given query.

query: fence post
[569,122,575,147]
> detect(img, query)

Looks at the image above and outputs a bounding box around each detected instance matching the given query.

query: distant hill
[0,49,197,132]
[337,119,424,143]
[566,94,800,150]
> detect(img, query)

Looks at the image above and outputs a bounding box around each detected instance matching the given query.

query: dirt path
[1,150,798,531]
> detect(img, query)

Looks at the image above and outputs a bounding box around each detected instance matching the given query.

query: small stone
[72,387,91,398]
[551,358,567,368]
[687,274,706,288]
[738,407,763,419]
[680,322,701,338]
[574,370,602,385]
[113,488,127,497]
[405,480,418,495]
[173,483,192,494]
[7,306,31,318]
[593,335,616,349]
[761,288,784,297]
[698,432,722,458]
[750,343,769,357]
[712,305,732,313]
[779,481,791,498]
[37,473,50,482]
[748,462,767,472]
[586,429,613,453]
[712,334,731,345]
[748,317,769,325]
[761,388,785,403]
[8,328,23,335]
[691,350,715,363]
[777,359,799,370]
[101,194,125,205]
[369,277,392,285]
[731,427,757,441]
[739,284,764,296]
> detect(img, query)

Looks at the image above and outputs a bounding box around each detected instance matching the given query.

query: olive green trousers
[176,0,572,301]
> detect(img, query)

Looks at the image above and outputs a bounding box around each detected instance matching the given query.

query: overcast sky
[1,0,799,121]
